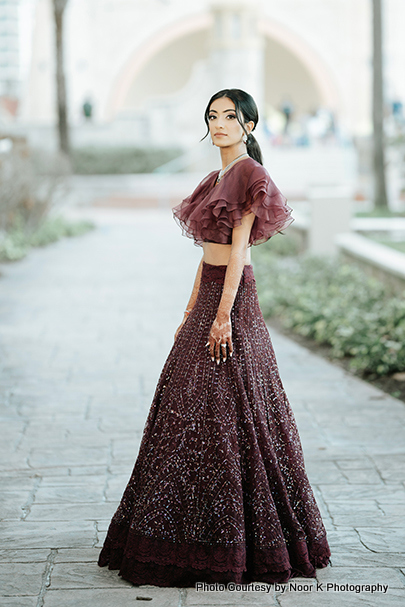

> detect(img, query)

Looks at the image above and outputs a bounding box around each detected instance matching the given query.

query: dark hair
[201,88,263,165]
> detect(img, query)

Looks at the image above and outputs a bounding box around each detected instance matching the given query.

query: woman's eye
[226,114,236,120]
[208,115,216,120]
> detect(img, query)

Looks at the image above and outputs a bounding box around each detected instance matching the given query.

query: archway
[105,13,212,120]
[105,14,342,123]
[259,19,341,114]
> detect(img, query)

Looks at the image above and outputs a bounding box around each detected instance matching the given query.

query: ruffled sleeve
[172,171,219,246]
[172,158,294,247]
[245,163,294,246]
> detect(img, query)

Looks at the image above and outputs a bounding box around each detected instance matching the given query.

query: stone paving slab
[330,550,405,569]
[27,503,116,522]
[42,587,180,607]
[0,208,404,606]
[185,587,278,606]
[0,562,44,596]
[50,562,132,589]
[0,521,97,549]
[355,529,405,553]
[54,548,105,564]
[1,599,39,607]
[277,589,404,607]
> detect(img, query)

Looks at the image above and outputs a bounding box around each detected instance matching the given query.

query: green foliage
[0,213,95,262]
[29,215,95,246]
[0,233,28,261]
[355,207,405,218]
[71,147,182,174]
[257,232,300,257]
[252,243,405,377]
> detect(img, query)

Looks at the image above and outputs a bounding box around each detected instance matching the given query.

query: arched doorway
[105,13,342,139]
[105,14,212,120]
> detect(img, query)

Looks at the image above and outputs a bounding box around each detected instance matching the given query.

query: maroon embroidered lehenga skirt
[98,261,331,586]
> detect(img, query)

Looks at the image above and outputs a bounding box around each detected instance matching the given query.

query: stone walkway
[0,208,404,607]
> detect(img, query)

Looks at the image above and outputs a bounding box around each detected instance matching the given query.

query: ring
[221,343,227,348]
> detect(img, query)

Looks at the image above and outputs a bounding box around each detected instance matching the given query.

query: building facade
[9,0,405,150]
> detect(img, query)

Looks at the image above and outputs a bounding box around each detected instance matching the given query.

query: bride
[98,88,331,587]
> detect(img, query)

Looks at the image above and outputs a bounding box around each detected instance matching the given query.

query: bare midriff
[202,242,252,266]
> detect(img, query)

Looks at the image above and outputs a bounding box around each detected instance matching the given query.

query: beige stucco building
[14,0,403,149]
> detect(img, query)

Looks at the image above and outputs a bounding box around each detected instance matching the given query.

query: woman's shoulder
[245,157,270,179]
[199,157,266,185]
[230,156,269,181]
[218,157,270,195]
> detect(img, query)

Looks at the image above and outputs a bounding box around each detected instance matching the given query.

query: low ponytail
[246,132,263,165]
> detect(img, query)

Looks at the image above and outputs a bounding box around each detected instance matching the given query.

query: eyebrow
[208,109,236,113]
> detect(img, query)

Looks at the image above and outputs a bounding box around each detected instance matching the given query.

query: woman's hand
[206,314,233,364]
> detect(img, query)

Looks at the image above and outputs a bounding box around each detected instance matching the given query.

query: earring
[242,134,247,144]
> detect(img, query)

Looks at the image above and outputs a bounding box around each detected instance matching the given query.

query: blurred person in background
[82,97,93,121]
[280,96,294,136]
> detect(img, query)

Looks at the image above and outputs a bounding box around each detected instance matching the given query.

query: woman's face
[208,97,253,148]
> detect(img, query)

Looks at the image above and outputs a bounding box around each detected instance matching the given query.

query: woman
[98,89,331,586]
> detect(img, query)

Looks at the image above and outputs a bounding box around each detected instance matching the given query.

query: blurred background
[0,0,404,449]
[1,0,405,200]
[1,1,405,315]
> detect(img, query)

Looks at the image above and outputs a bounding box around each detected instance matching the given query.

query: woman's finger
[228,339,233,358]
[214,341,219,364]
[217,340,224,364]
[208,337,215,361]
[206,334,232,364]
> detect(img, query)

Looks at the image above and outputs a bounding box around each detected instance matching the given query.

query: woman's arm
[184,257,203,315]
[174,257,203,341]
[207,212,256,364]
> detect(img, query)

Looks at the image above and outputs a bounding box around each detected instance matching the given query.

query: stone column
[308,186,353,256]
[208,0,264,110]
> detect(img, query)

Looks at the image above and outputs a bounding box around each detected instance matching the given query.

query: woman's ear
[246,121,255,135]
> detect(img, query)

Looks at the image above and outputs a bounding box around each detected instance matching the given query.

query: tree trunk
[372,0,388,208]
[53,0,70,156]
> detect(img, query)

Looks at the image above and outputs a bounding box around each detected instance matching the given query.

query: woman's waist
[202,241,252,266]
[201,260,255,285]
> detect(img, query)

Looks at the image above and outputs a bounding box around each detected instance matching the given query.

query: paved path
[0,208,404,607]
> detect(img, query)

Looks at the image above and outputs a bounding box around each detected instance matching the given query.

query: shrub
[29,214,95,247]
[0,213,95,262]
[0,142,70,236]
[252,241,405,376]
[0,140,94,262]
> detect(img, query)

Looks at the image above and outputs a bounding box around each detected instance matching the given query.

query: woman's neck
[219,143,248,170]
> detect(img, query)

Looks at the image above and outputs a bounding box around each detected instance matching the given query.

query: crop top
[172,156,294,247]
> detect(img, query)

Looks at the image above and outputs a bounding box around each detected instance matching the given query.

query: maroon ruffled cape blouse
[172,156,294,247]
